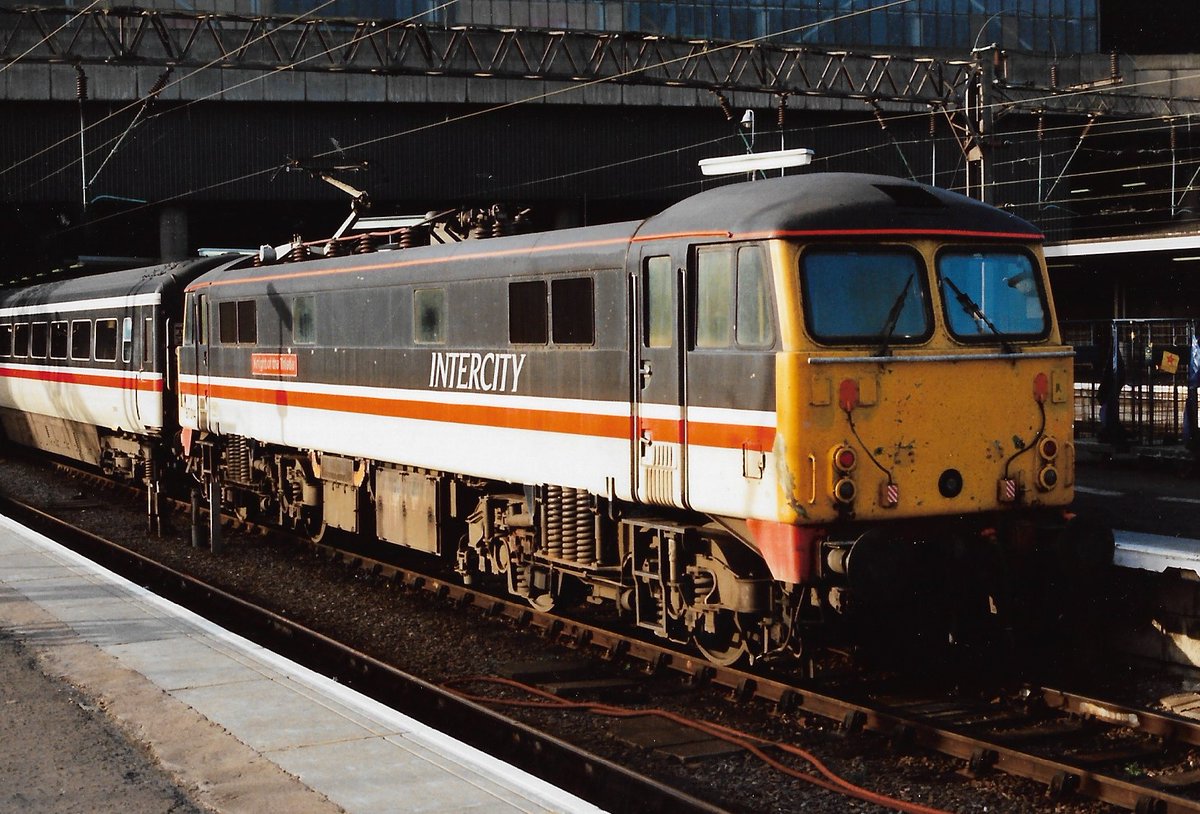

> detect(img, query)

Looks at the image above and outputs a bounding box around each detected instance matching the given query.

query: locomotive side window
[143,318,153,365]
[413,288,445,345]
[800,249,931,344]
[735,246,774,348]
[509,281,548,344]
[30,322,48,359]
[218,302,237,343]
[71,321,91,360]
[694,245,775,349]
[643,256,673,348]
[219,299,258,345]
[49,321,68,360]
[0,324,11,357]
[551,278,594,345]
[95,319,118,362]
[121,317,134,364]
[936,250,1048,341]
[695,248,734,348]
[292,296,316,345]
[13,323,28,358]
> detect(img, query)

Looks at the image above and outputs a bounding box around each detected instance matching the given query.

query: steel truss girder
[1,5,968,105]
[7,6,1200,119]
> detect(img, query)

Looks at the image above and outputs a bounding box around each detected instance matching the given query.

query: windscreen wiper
[875,272,914,357]
[940,276,1017,354]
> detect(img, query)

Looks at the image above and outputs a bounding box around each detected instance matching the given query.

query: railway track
[10,460,1200,813]
[0,490,724,814]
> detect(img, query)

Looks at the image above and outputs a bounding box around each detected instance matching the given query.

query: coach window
[219,299,258,345]
[413,288,444,344]
[551,278,594,345]
[120,317,133,363]
[30,322,48,359]
[13,323,29,358]
[644,257,673,348]
[0,324,11,358]
[50,321,68,360]
[509,280,548,344]
[293,296,315,345]
[95,319,118,362]
[71,320,92,360]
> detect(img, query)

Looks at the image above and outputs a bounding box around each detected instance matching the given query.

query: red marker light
[1038,436,1058,460]
[834,446,857,473]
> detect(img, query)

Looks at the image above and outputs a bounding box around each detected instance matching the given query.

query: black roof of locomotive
[638,173,1041,240]
[185,173,1041,296]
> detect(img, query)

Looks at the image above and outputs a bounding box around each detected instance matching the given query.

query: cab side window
[693,244,775,349]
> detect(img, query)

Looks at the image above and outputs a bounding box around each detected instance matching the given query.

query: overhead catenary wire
[32,0,921,237]
[25,0,1200,241]
[1,0,344,181]
[14,0,464,196]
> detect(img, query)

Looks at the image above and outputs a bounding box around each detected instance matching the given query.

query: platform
[0,513,603,814]
[1114,529,1200,578]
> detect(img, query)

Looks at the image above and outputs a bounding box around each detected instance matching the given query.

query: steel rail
[0,492,726,814]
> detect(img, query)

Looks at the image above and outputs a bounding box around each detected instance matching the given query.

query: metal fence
[1062,319,1198,448]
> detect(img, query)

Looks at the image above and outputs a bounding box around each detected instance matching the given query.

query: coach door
[633,250,688,508]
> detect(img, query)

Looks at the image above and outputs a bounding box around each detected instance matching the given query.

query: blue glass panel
[1081,19,1096,50]
[870,12,887,44]
[1018,16,1033,51]
[677,5,694,36]
[926,12,944,47]
[624,1,640,31]
[801,250,931,343]
[712,8,730,39]
[937,252,1046,339]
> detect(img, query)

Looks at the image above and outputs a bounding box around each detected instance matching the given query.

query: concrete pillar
[159,206,188,262]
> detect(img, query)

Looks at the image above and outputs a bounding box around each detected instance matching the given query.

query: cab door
[633,249,688,508]
[180,292,212,432]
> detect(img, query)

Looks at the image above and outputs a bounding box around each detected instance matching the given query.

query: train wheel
[693,610,748,666]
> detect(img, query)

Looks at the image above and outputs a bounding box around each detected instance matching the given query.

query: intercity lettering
[428,352,527,393]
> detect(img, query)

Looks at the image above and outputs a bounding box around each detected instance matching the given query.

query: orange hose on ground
[442,675,953,814]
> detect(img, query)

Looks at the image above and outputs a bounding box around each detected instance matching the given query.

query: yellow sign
[1160,350,1181,375]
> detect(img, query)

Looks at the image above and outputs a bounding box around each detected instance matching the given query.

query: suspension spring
[560,487,578,562]
[544,485,563,559]
[575,489,594,565]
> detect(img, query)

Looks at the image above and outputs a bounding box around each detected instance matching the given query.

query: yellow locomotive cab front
[773,237,1074,527]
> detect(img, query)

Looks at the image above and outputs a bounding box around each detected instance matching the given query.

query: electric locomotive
[172,173,1097,663]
